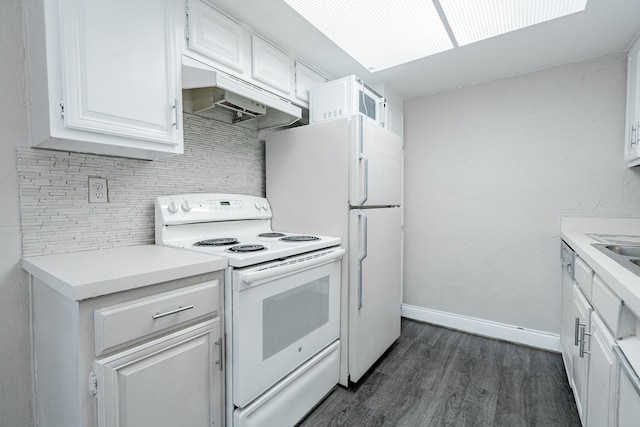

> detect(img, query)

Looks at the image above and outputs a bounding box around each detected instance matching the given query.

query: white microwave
[309,75,386,128]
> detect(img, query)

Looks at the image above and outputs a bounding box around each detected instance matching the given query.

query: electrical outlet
[88,177,108,203]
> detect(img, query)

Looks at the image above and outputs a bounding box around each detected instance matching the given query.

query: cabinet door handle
[172,99,180,130]
[631,123,638,146]
[152,304,194,319]
[579,325,591,358]
[215,337,223,371]
[574,317,581,346]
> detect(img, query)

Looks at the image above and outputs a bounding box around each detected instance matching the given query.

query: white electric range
[155,193,344,427]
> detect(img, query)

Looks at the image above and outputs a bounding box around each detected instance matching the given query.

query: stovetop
[155,193,341,268]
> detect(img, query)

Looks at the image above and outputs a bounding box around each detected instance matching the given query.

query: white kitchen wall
[404,53,640,335]
[0,0,32,425]
[17,114,264,257]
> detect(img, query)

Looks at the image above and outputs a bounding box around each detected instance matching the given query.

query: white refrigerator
[266,114,403,385]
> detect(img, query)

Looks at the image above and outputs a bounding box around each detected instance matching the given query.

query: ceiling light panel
[282,0,454,72]
[439,0,588,46]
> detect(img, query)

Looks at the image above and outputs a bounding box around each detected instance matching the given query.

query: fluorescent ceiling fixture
[282,0,453,72]
[439,0,588,46]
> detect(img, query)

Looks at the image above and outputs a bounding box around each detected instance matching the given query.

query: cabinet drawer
[94,280,219,356]
[574,257,594,300]
[592,274,622,335]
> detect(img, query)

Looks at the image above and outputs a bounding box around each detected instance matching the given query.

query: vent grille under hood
[181,56,301,130]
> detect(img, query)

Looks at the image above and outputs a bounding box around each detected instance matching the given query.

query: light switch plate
[88,177,108,203]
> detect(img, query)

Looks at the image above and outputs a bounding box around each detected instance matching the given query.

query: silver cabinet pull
[357,210,368,310]
[574,317,582,346]
[152,304,194,319]
[631,123,638,146]
[215,337,223,371]
[172,99,180,130]
[579,325,591,358]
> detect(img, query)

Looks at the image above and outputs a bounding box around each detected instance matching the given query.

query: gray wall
[1,0,32,425]
[403,54,640,335]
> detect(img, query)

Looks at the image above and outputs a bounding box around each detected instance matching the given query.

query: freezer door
[348,207,401,383]
[350,114,403,207]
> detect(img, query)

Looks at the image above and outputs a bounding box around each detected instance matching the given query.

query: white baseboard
[401,304,560,352]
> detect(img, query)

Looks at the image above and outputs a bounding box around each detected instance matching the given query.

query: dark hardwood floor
[299,318,581,427]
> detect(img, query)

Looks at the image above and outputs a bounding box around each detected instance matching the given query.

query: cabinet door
[617,366,640,427]
[385,104,404,138]
[252,35,293,95]
[625,36,640,166]
[585,313,615,427]
[187,0,246,73]
[95,319,222,427]
[572,283,592,425]
[294,62,327,104]
[59,0,181,145]
[560,259,575,384]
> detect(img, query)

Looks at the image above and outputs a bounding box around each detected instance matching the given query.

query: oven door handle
[239,248,345,285]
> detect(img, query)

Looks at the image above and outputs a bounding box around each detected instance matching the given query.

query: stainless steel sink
[604,245,640,258]
[592,244,640,276]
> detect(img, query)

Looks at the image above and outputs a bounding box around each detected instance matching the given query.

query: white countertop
[22,245,228,301]
[561,217,640,318]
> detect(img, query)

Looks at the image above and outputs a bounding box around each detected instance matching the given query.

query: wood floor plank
[299,319,580,427]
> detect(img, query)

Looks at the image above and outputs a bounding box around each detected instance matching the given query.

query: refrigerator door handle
[356,117,369,206]
[357,210,368,309]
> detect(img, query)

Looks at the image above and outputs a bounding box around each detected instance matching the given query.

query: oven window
[262,276,330,360]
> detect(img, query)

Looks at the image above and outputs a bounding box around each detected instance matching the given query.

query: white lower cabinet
[572,283,593,424]
[585,313,616,427]
[96,319,222,427]
[560,242,640,427]
[30,272,224,427]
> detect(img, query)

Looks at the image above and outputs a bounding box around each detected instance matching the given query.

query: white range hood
[181,56,301,130]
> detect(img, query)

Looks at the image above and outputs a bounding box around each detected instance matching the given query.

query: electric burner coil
[194,238,239,246]
[280,235,320,242]
[228,244,267,253]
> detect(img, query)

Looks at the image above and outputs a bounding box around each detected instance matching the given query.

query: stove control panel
[155,193,272,225]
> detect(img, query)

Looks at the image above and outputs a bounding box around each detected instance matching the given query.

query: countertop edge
[22,245,228,301]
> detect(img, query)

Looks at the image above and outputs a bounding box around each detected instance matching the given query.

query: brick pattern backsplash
[17,114,265,257]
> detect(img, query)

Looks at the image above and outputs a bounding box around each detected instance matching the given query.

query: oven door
[231,247,344,408]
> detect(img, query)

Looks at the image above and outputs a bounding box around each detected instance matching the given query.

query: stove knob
[255,201,261,210]
[167,201,178,213]
[181,200,192,212]
[261,201,269,211]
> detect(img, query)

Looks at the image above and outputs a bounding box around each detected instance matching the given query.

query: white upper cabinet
[186,0,248,76]
[625,34,640,167]
[25,0,183,160]
[251,35,294,96]
[294,61,328,104]
[386,105,404,138]
[182,2,331,107]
